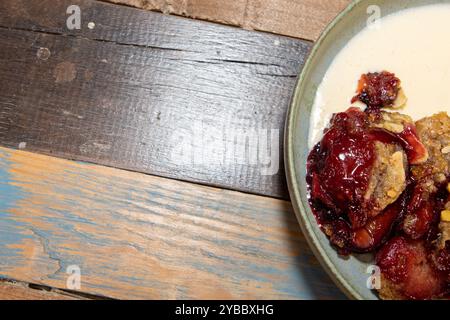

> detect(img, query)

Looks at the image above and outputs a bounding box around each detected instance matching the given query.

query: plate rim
[284,0,365,300]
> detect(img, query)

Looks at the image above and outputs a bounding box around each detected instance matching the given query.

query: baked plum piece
[376,184,449,300]
[376,236,447,300]
[352,71,407,111]
[307,107,427,253]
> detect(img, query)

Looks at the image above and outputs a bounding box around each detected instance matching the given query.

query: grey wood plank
[0,0,311,198]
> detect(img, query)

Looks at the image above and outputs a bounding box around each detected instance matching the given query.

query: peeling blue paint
[0,150,32,268]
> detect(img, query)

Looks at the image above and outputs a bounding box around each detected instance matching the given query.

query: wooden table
[0,0,350,300]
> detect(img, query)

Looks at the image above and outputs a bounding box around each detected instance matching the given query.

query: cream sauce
[309,4,450,148]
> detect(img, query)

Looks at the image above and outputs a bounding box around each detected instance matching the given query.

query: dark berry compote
[351,71,402,111]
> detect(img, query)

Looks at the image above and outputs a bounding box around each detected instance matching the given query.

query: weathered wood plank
[103,0,351,41]
[245,0,351,40]
[0,279,86,300]
[0,146,345,299]
[0,0,311,199]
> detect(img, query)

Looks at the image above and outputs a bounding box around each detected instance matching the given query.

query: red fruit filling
[376,236,446,300]
[370,125,428,165]
[308,107,375,229]
[434,242,450,273]
[307,107,426,253]
[351,191,408,251]
[402,182,436,239]
[351,71,401,110]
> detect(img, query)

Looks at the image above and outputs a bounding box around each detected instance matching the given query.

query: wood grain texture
[103,0,352,41]
[0,0,311,199]
[0,146,345,300]
[102,0,248,26]
[245,0,351,40]
[0,280,85,300]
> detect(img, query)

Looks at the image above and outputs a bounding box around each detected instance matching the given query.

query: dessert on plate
[306,71,450,300]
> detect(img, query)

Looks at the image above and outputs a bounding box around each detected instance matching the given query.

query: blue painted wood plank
[0,147,345,299]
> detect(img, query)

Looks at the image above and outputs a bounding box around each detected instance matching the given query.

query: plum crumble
[306,71,449,299]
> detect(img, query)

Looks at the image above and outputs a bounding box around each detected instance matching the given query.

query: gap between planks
[0,278,102,300]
